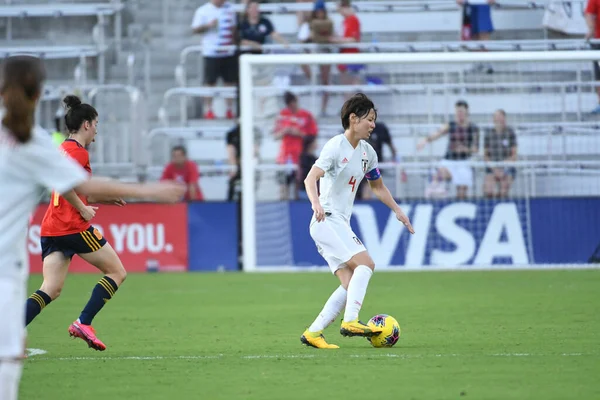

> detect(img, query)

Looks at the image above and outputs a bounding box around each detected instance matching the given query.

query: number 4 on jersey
[348,176,357,192]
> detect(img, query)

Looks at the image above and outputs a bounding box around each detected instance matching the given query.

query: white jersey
[314,134,379,222]
[0,127,87,280]
[191,1,236,57]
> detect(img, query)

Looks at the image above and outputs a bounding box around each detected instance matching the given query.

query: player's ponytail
[0,56,46,143]
[63,94,98,133]
[2,85,35,143]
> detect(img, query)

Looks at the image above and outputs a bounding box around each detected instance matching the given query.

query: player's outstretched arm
[304,165,326,222]
[369,177,415,234]
[73,177,185,204]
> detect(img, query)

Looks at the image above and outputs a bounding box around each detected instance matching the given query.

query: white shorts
[0,277,26,359]
[309,214,366,274]
[439,159,473,187]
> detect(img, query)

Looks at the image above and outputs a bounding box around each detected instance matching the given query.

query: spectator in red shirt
[273,91,318,199]
[585,0,600,113]
[336,0,363,85]
[161,145,203,201]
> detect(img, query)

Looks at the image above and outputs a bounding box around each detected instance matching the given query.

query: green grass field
[22,270,600,400]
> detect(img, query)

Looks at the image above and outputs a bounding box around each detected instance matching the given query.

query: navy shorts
[41,225,107,260]
[486,167,516,179]
[471,5,494,35]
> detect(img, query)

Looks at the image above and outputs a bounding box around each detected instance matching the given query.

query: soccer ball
[366,314,401,348]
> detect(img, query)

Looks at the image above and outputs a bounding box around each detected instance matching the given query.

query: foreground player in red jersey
[25,95,131,351]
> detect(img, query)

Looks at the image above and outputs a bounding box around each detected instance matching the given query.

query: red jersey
[586,0,600,38]
[40,139,91,236]
[160,160,203,201]
[275,108,318,164]
[340,14,360,54]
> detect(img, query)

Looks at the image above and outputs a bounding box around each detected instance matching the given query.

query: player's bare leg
[39,252,70,300]
[340,252,383,337]
[25,252,70,326]
[70,243,126,351]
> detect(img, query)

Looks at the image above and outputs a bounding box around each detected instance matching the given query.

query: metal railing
[0,1,123,54]
[160,78,600,125]
[143,121,599,165]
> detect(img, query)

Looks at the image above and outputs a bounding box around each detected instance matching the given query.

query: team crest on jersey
[93,228,103,241]
[361,152,368,173]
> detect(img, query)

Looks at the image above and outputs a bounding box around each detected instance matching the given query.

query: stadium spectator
[585,0,600,113]
[336,0,363,86]
[161,146,203,201]
[357,121,399,200]
[239,1,288,54]
[417,100,479,199]
[273,91,318,200]
[483,109,517,198]
[297,136,319,200]
[458,0,495,74]
[225,122,261,202]
[191,0,237,120]
[297,0,314,80]
[309,0,334,115]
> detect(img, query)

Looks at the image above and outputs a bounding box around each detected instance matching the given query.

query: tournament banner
[28,203,189,273]
[284,198,600,269]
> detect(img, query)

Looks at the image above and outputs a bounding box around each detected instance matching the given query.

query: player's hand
[456,0,465,5]
[312,203,326,222]
[416,139,428,151]
[80,205,98,222]
[396,210,415,234]
[586,30,594,41]
[209,19,218,28]
[143,181,186,203]
[112,198,127,207]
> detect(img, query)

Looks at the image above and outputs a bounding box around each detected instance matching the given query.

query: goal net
[239,51,600,272]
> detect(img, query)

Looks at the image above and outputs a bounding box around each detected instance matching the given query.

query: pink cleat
[68,320,106,351]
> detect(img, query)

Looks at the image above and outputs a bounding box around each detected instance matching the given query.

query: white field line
[26,348,48,357]
[25,351,595,362]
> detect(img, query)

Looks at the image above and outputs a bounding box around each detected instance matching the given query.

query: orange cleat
[68,321,106,351]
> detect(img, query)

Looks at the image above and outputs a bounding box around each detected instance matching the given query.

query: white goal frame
[239,50,600,273]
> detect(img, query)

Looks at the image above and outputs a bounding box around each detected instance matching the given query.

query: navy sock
[25,290,52,326]
[78,276,119,325]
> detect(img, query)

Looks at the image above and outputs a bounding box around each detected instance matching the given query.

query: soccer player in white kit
[300,93,414,349]
[0,56,184,399]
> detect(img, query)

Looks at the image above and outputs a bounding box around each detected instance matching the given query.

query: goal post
[240,50,600,273]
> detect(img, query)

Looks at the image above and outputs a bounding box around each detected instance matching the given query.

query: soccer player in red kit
[160,145,203,201]
[25,95,129,351]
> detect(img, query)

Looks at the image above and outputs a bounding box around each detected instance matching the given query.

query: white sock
[308,286,347,332]
[343,265,373,322]
[0,360,23,400]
